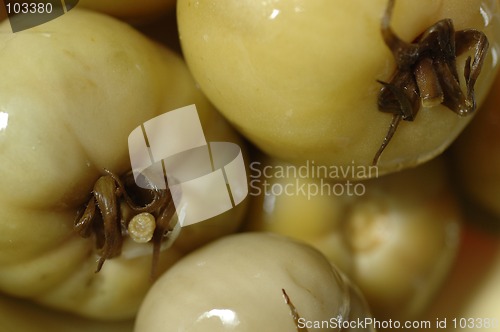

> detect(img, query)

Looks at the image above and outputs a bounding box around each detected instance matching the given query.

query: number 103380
[5,2,53,14]
[452,318,499,329]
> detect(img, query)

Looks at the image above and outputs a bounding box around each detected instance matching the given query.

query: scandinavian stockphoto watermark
[249,160,379,199]
[128,104,248,228]
[297,316,499,330]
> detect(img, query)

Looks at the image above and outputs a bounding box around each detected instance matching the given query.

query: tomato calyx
[74,169,177,278]
[373,0,489,165]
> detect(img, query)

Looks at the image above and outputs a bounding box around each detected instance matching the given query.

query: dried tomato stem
[414,58,444,107]
[74,169,178,277]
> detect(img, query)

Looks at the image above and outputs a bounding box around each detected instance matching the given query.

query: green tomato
[0,9,246,320]
[246,157,462,319]
[177,0,499,175]
[136,233,375,332]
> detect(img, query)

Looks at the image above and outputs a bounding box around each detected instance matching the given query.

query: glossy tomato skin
[178,0,500,176]
[0,9,246,320]
[136,233,375,332]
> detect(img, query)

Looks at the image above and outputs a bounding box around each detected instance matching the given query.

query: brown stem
[372,114,402,166]
[282,289,308,332]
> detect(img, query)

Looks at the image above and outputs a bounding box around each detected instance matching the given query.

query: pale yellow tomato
[178,0,500,176]
[245,157,462,319]
[136,233,375,332]
[0,9,247,320]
